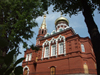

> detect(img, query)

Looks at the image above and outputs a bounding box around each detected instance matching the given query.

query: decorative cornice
[40,27,76,41]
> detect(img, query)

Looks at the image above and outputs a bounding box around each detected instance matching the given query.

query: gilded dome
[55,16,69,25]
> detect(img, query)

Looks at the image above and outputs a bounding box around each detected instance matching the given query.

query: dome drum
[55,17,69,25]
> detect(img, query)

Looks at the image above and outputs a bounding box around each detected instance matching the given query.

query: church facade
[22,14,97,75]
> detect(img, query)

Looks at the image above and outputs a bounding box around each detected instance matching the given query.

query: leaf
[4,50,16,66]
[14,66,23,75]
[23,42,28,48]
[5,67,14,75]
[14,57,25,67]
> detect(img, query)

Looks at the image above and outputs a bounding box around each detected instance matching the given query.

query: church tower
[36,14,47,46]
[22,14,97,75]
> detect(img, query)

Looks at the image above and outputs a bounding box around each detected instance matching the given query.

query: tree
[0,0,49,75]
[49,0,100,75]
[0,0,49,55]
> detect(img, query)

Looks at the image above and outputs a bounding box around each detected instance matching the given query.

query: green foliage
[0,0,49,75]
[0,50,25,75]
[30,44,41,52]
[49,0,100,16]
[14,66,23,75]
[0,0,49,51]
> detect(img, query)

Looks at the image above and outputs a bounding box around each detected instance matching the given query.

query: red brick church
[22,14,97,75]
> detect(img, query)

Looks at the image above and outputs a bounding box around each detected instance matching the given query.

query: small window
[51,45,56,56]
[59,42,64,54]
[44,47,49,57]
[81,44,85,52]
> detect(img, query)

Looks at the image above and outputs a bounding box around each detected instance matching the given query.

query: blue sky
[17,6,100,66]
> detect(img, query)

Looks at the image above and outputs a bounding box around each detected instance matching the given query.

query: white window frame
[51,44,56,56]
[59,42,64,55]
[29,53,32,61]
[44,47,49,58]
[81,44,85,52]
[25,53,32,61]
[25,54,29,61]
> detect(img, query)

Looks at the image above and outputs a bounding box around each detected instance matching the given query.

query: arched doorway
[50,66,56,75]
[23,66,29,75]
[24,68,28,75]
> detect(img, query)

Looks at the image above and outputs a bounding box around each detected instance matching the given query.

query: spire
[40,14,47,29]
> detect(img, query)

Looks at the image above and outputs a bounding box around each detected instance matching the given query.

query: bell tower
[36,14,47,46]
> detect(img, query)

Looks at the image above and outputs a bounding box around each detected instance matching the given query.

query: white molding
[51,30,56,35]
[56,23,68,28]
[59,42,64,55]
[44,33,50,37]
[49,42,51,57]
[56,40,58,57]
[51,44,56,56]
[23,66,29,75]
[44,46,49,58]
[41,45,44,59]
[42,35,66,58]
[64,37,66,55]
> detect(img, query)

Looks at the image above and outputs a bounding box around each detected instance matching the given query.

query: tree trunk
[81,0,100,75]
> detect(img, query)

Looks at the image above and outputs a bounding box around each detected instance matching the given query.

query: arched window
[59,42,64,54]
[44,47,49,57]
[81,44,85,52]
[50,66,56,75]
[42,30,44,34]
[51,45,56,56]
[83,63,89,74]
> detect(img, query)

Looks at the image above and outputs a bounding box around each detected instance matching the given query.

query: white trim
[51,30,56,35]
[44,33,50,37]
[59,42,64,55]
[57,27,64,32]
[49,41,51,57]
[29,53,32,61]
[56,40,58,57]
[44,46,49,58]
[41,45,44,59]
[25,54,29,61]
[23,66,29,75]
[56,23,68,28]
[25,53,32,61]
[64,37,66,55]
[51,44,56,56]
[42,35,66,58]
